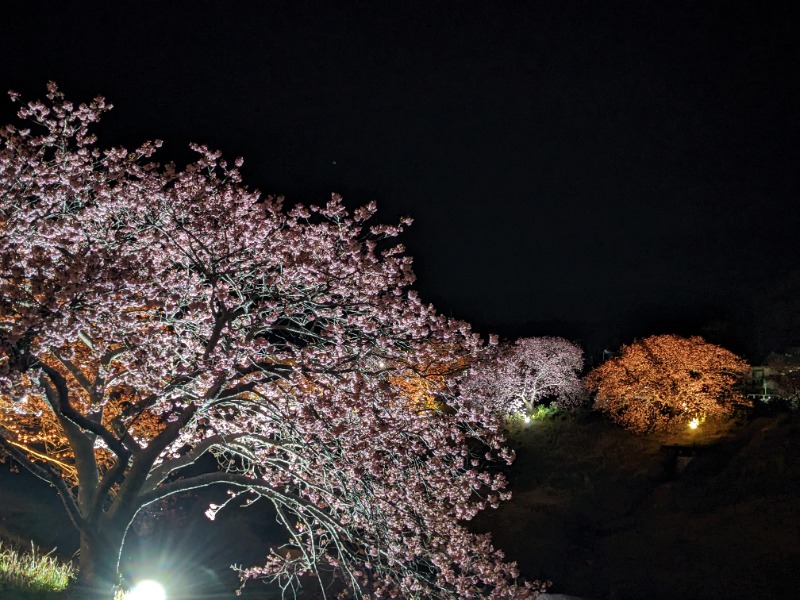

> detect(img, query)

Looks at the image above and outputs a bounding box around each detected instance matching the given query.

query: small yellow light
[688,418,700,430]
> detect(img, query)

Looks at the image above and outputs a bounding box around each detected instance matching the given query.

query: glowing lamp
[128,580,166,600]
[523,415,531,424]
[688,418,700,430]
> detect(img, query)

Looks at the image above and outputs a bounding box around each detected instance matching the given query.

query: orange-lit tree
[0,85,543,599]
[0,341,164,488]
[387,343,475,412]
[586,334,750,432]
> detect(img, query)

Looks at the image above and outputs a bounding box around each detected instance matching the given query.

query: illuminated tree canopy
[463,337,586,417]
[0,84,543,598]
[387,343,475,412]
[586,334,750,433]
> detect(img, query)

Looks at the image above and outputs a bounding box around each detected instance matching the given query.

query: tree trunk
[71,521,129,599]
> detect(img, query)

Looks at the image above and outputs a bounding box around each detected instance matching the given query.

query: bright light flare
[128,580,166,600]
[523,415,531,424]
[688,418,700,430]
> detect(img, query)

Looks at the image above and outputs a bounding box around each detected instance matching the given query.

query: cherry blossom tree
[586,334,750,433]
[0,85,544,599]
[463,337,586,417]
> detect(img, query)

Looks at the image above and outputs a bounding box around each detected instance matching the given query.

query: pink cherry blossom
[464,337,586,416]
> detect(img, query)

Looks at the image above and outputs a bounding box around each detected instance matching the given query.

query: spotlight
[128,579,166,600]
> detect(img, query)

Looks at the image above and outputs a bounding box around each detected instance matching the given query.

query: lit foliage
[463,337,586,416]
[586,334,750,433]
[387,343,474,412]
[0,343,164,486]
[0,85,543,598]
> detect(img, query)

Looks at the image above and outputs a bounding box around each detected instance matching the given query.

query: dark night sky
[2,1,799,359]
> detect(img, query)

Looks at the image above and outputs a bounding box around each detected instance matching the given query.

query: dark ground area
[2,409,799,599]
[474,409,800,599]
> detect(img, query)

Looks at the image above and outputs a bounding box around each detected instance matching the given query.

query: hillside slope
[474,411,800,599]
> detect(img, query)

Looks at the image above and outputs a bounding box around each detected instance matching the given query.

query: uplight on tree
[127,580,166,600]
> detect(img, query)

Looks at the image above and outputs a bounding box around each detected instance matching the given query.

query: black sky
[2,1,798,359]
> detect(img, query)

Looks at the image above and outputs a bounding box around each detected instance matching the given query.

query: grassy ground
[0,538,74,599]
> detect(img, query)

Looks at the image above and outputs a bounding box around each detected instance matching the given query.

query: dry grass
[0,538,74,595]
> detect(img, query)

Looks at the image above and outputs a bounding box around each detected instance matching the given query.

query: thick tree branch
[202,302,229,361]
[108,400,200,521]
[0,434,86,531]
[37,362,130,461]
[50,349,94,399]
